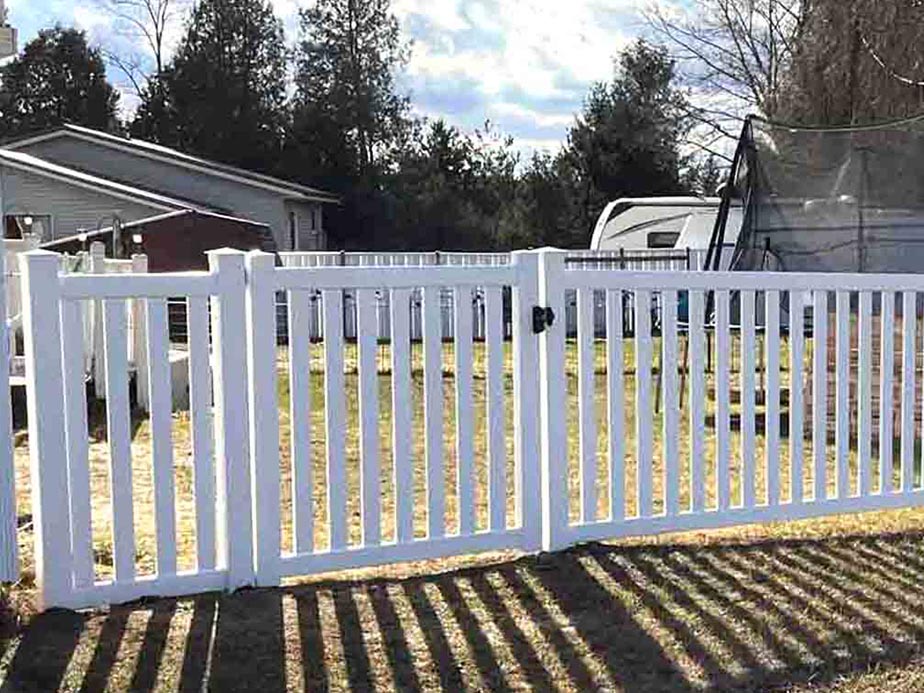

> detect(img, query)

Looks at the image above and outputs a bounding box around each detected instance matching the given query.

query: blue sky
[6,0,649,155]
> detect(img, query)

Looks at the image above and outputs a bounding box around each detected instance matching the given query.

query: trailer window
[647,231,679,249]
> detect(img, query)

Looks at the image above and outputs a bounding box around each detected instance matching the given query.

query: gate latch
[532,306,556,334]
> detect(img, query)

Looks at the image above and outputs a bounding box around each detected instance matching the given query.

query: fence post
[21,250,72,608]
[537,249,570,552]
[511,251,543,551]
[89,242,106,398]
[131,253,150,411]
[208,249,254,590]
[0,248,16,582]
[244,251,281,586]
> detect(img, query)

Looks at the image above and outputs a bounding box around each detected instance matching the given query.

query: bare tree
[646,0,807,152]
[95,0,187,96]
[781,0,924,124]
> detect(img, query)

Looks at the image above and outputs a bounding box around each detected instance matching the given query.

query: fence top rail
[274,264,520,291]
[58,271,218,300]
[559,268,924,292]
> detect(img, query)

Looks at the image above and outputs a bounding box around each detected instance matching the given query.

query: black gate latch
[532,306,556,334]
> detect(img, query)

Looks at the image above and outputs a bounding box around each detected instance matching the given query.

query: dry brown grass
[7,533,924,691]
[7,338,924,690]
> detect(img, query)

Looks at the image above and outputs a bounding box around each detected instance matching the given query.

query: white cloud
[395,0,644,152]
[9,0,648,154]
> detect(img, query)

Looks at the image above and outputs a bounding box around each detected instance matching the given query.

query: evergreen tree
[287,0,411,189]
[0,27,120,139]
[132,0,287,173]
[560,40,688,244]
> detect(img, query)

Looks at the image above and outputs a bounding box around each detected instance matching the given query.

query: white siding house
[4,125,338,251]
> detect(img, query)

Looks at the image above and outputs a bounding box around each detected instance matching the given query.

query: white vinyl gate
[19,247,924,610]
[246,252,542,583]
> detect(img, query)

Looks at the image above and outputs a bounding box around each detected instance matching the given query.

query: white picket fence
[16,247,924,610]
[277,248,709,341]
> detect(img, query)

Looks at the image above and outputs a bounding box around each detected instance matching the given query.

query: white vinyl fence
[540,256,924,547]
[278,248,712,341]
[17,247,924,610]
[21,250,242,608]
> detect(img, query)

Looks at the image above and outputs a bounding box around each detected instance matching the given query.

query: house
[42,209,276,272]
[1,124,338,252]
[0,148,199,241]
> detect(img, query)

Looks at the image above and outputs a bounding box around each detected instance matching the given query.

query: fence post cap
[19,249,60,272]
[206,247,248,257]
[244,249,276,264]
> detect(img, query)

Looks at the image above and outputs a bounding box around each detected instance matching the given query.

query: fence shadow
[6,531,924,691]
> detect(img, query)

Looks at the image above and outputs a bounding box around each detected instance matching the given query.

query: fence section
[19,247,924,610]
[539,252,924,549]
[20,250,252,610]
[246,252,542,584]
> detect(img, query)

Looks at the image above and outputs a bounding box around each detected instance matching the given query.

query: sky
[5,0,650,156]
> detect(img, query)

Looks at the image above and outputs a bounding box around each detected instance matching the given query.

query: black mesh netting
[718,114,924,273]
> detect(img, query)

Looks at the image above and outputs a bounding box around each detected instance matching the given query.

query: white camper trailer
[589,197,743,268]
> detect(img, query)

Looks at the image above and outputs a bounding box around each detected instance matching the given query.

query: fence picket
[454,287,475,536]
[145,299,177,578]
[486,286,506,531]
[858,292,873,497]
[812,290,828,501]
[765,291,781,507]
[789,291,805,504]
[901,291,916,492]
[835,291,850,499]
[103,299,135,582]
[716,290,731,510]
[635,290,653,518]
[689,290,706,512]
[62,299,93,587]
[881,292,895,494]
[422,286,444,538]
[662,290,680,516]
[323,290,348,550]
[357,290,381,546]
[391,289,414,543]
[287,291,313,553]
[740,290,756,508]
[606,290,625,521]
[186,296,216,570]
[577,288,597,522]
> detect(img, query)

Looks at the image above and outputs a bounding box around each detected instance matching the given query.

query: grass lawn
[5,338,924,690]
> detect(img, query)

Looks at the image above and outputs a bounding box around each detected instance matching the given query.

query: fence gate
[21,250,253,610]
[245,251,543,585]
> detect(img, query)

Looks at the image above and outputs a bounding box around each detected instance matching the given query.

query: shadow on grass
[6,532,924,691]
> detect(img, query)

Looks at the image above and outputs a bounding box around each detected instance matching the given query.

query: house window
[5,214,51,240]
[647,231,680,249]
